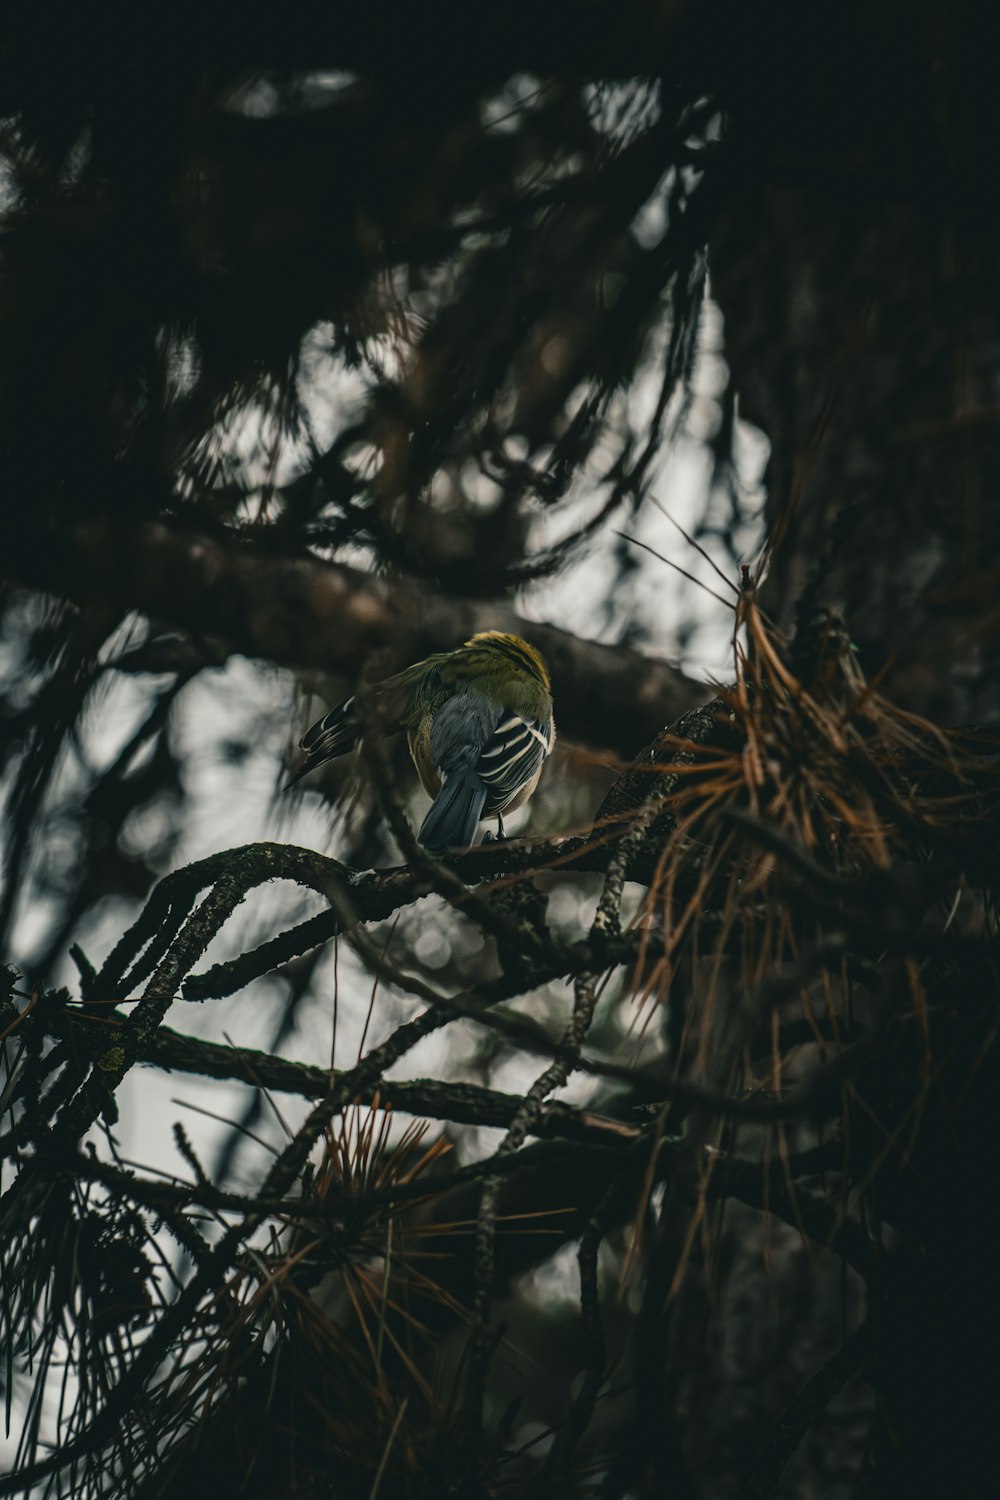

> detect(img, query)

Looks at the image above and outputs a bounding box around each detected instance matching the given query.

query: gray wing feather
[476,715,550,809]
[417,697,498,850]
[428,694,499,771]
[429,696,552,816]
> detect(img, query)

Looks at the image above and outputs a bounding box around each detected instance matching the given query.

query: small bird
[288,632,555,851]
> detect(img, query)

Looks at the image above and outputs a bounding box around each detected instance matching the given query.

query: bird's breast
[408,719,441,798]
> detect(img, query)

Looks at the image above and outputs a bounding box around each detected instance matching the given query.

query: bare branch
[7,519,706,754]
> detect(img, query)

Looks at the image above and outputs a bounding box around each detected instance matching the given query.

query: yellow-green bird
[289,632,555,851]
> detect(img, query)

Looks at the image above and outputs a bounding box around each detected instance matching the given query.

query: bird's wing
[301,695,357,755]
[284,696,358,787]
[475,712,553,810]
[288,659,442,789]
[429,696,552,809]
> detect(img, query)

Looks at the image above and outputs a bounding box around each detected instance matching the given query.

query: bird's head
[465,631,551,689]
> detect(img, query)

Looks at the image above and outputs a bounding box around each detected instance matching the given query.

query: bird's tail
[418,770,487,852]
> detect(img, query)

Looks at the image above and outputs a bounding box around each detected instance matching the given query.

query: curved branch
[7,518,706,754]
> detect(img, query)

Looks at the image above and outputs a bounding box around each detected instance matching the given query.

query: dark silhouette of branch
[741,1324,869,1500]
[6,520,706,755]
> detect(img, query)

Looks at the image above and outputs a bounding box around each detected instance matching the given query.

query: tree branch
[6,518,706,754]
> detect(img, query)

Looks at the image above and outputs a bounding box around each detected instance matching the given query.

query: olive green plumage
[289,632,555,850]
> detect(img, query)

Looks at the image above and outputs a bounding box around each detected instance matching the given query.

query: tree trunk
[709,19,1000,1490]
